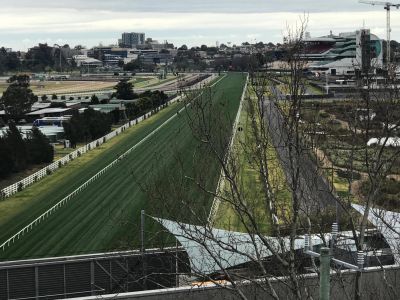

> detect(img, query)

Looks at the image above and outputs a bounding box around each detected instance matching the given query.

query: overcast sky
[1,0,400,50]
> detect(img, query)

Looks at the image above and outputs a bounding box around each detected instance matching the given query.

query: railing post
[320,247,331,300]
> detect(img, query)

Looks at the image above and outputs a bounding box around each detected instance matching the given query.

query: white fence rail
[208,74,249,224]
[0,74,221,252]
[0,96,185,251]
[0,96,182,200]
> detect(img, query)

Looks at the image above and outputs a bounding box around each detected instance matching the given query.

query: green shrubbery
[336,169,361,180]
[361,179,400,209]
[0,123,54,179]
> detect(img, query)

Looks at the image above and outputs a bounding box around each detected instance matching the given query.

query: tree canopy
[114,79,137,100]
[0,75,37,120]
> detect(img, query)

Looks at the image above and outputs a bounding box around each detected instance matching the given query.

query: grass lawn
[131,76,174,89]
[213,88,292,234]
[144,75,178,88]
[0,73,246,260]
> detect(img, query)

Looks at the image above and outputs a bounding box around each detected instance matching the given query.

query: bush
[46,168,52,175]
[381,179,400,195]
[17,182,24,192]
[320,111,330,119]
[361,179,400,210]
[336,169,361,180]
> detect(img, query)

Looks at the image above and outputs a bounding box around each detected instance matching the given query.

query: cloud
[0,9,398,34]
[0,0,380,13]
[1,2,400,50]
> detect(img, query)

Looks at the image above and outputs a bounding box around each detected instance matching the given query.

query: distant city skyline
[1,0,400,51]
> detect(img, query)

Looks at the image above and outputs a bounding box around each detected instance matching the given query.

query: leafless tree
[138,18,400,300]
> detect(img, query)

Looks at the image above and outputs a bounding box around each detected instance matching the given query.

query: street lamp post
[54,44,62,73]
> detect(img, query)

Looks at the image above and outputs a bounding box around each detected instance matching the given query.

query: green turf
[213,88,292,234]
[0,73,246,260]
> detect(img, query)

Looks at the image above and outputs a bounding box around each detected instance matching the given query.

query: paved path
[264,88,339,214]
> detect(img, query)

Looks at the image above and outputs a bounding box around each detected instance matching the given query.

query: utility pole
[304,228,365,300]
[140,210,145,253]
[320,248,331,300]
[140,210,147,289]
[54,44,62,73]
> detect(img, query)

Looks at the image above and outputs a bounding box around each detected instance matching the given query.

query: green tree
[5,121,28,171]
[90,94,100,104]
[0,75,37,120]
[0,137,14,179]
[114,79,136,100]
[0,48,21,74]
[123,58,144,72]
[27,127,54,164]
[63,109,112,146]
[24,43,55,72]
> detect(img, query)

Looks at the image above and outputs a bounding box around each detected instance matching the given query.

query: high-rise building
[120,32,145,48]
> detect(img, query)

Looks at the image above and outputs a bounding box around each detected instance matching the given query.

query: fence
[0,74,223,252]
[0,95,185,251]
[208,74,248,224]
[0,95,182,200]
[73,264,400,300]
[0,249,188,300]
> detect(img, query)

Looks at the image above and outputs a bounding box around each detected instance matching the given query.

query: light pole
[53,44,62,73]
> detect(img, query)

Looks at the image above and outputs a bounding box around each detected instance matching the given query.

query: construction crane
[359,1,400,66]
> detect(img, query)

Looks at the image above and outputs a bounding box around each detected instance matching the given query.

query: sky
[1,0,400,51]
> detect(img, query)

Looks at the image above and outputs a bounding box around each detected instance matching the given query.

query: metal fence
[0,249,187,300]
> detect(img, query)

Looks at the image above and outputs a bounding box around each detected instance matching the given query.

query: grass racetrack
[0,73,247,261]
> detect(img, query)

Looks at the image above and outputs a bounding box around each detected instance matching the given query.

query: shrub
[319,111,330,119]
[46,168,52,175]
[336,170,361,180]
[17,182,24,192]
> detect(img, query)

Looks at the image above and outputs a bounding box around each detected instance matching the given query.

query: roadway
[265,86,339,214]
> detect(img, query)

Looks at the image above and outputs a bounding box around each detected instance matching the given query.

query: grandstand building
[304,29,383,76]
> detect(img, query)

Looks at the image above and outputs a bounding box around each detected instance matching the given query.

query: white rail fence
[0,96,181,200]
[0,74,222,252]
[0,95,189,251]
[208,74,249,224]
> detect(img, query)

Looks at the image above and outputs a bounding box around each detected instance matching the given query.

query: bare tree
[137,19,400,300]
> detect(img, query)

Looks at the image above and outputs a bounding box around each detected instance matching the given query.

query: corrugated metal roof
[26,107,72,116]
